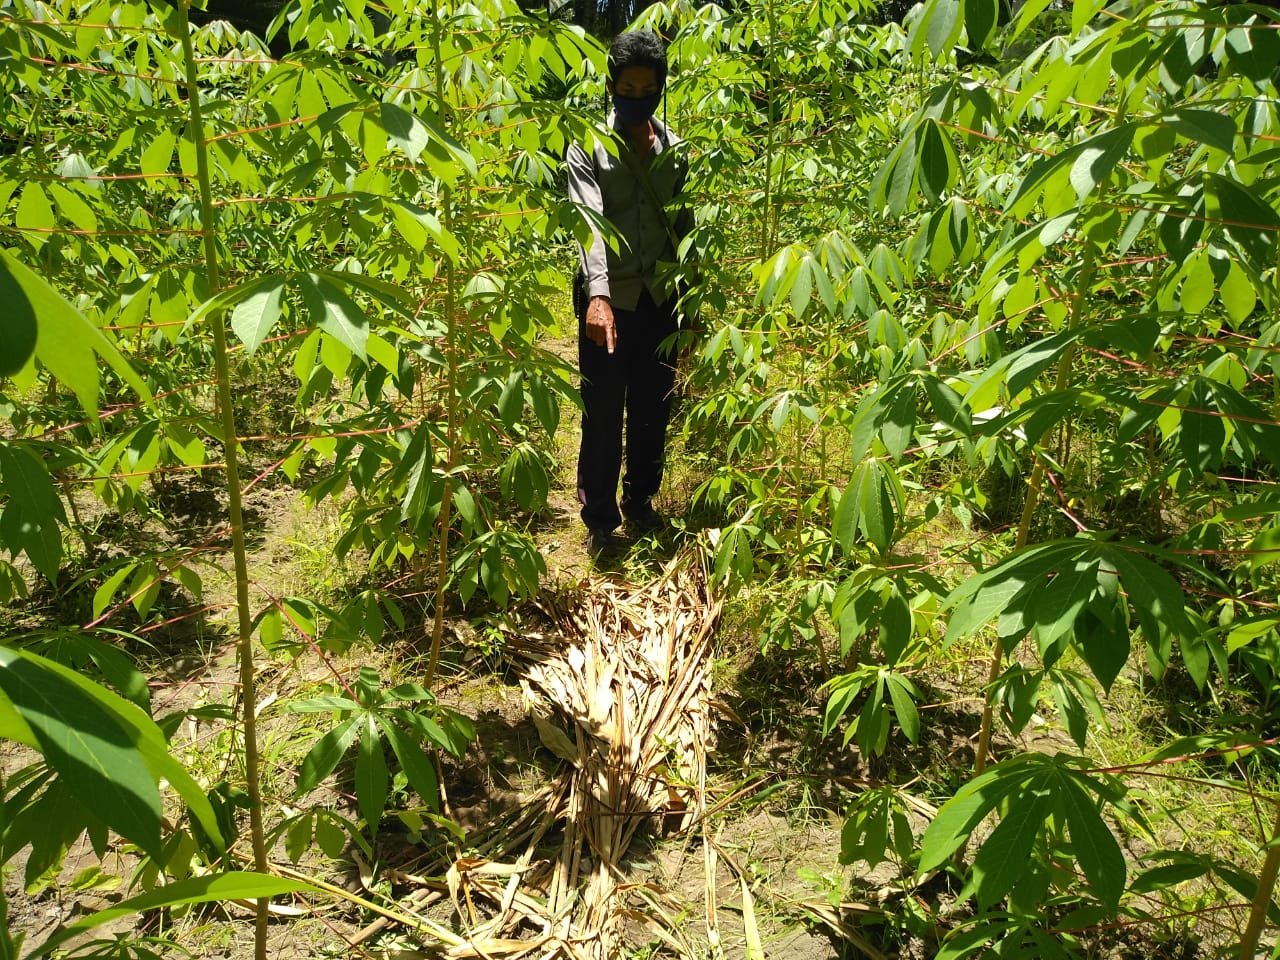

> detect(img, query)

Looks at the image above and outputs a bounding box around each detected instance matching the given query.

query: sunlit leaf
[298,273,369,359]
[28,873,315,960]
[0,251,150,416]
[230,276,286,355]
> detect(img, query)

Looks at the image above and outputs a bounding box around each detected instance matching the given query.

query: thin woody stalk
[1238,802,1280,960]
[973,241,1097,775]
[760,0,777,259]
[176,7,270,958]
[426,5,458,687]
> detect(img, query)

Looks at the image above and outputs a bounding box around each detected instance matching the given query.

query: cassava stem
[176,8,270,958]
[426,5,458,687]
[1238,802,1280,960]
[973,242,1096,775]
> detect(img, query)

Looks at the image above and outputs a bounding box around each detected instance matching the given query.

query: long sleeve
[566,142,612,301]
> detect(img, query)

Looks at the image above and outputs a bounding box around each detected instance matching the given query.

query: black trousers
[576,285,678,533]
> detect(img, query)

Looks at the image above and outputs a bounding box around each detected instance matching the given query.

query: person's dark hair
[607,29,667,88]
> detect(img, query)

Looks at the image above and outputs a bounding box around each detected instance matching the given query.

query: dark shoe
[623,503,664,534]
[585,528,619,556]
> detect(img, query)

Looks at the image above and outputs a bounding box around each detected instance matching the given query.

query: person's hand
[585,296,616,354]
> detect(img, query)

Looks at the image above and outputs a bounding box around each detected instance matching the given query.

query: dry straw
[434,548,722,959]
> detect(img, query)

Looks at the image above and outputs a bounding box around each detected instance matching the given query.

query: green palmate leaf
[28,873,315,959]
[1050,673,1091,747]
[1101,546,1191,679]
[378,101,476,180]
[943,541,1080,645]
[230,276,286,355]
[884,673,920,743]
[529,376,561,436]
[919,765,1023,873]
[0,300,37,377]
[1163,109,1236,154]
[287,695,362,713]
[0,648,162,860]
[389,200,461,263]
[398,425,438,529]
[380,101,430,161]
[790,256,814,317]
[963,0,998,49]
[1208,174,1280,266]
[918,0,962,57]
[298,272,369,359]
[16,183,54,249]
[1070,0,1106,33]
[880,583,914,664]
[1180,251,1215,315]
[833,481,860,554]
[1246,527,1280,573]
[1129,860,1208,895]
[401,706,473,758]
[139,128,176,176]
[840,795,890,867]
[1074,605,1130,691]
[981,391,1080,445]
[0,250,150,416]
[285,813,312,863]
[44,632,150,711]
[870,123,921,217]
[1180,630,1211,690]
[380,717,440,809]
[945,571,1031,647]
[923,375,972,437]
[356,715,388,832]
[880,386,916,462]
[1220,262,1256,322]
[0,444,67,582]
[1006,329,1078,397]
[1008,126,1135,218]
[296,715,360,795]
[1177,396,1224,475]
[935,919,1023,960]
[385,683,435,702]
[498,371,524,429]
[1213,384,1280,471]
[1033,557,1101,649]
[839,460,895,554]
[0,683,38,746]
[1060,777,1126,911]
[48,183,97,233]
[7,775,90,887]
[971,788,1050,908]
[918,121,958,204]
[21,647,222,849]
[1159,191,1206,263]
[998,665,1043,735]
[321,270,419,320]
[1224,20,1280,81]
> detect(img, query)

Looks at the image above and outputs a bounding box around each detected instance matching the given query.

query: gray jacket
[566,115,687,311]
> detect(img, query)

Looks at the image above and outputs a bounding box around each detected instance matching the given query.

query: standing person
[566,28,689,556]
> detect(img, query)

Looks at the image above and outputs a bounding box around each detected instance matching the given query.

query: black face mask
[612,91,662,127]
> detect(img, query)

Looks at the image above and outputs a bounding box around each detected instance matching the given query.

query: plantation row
[2,0,1280,957]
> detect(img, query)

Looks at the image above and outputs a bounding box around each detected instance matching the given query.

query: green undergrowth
[4,0,1280,957]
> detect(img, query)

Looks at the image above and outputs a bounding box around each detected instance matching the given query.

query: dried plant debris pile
[438,550,721,959]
